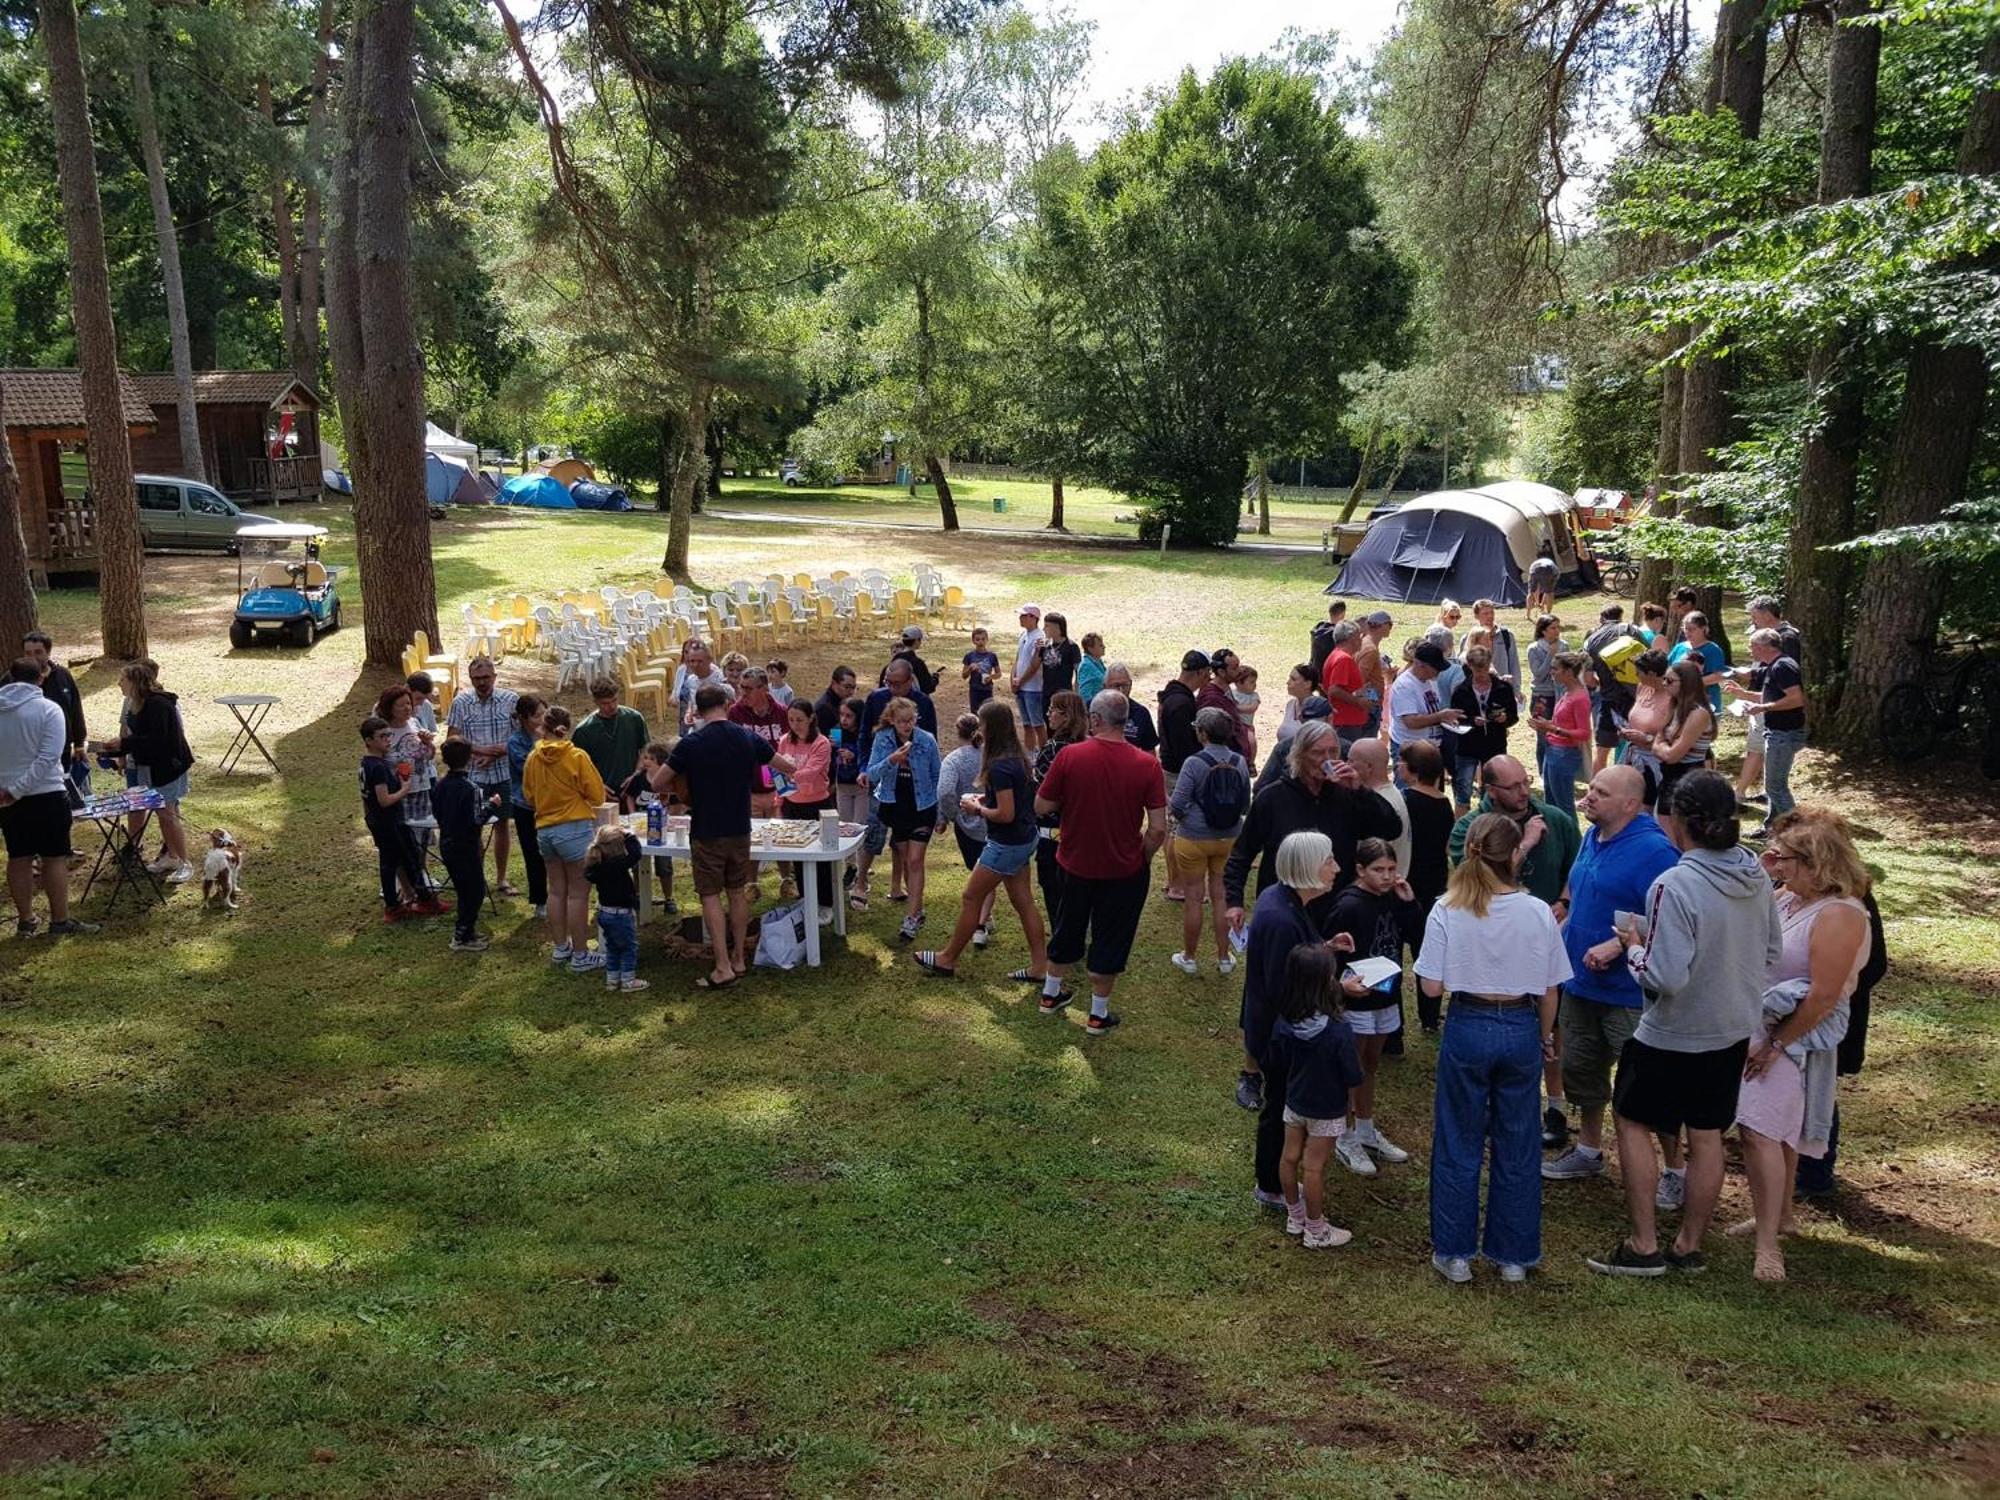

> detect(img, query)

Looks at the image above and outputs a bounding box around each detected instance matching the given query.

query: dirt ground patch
[0,1414,102,1474]
[654,1456,792,1498]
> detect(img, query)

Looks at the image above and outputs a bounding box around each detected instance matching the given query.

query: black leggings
[370,820,428,908]
[511,803,547,906]
[1254,1046,1292,1196]
[1035,838,1063,932]
[784,797,836,906]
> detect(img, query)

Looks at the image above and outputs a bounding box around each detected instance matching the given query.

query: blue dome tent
[499,473,577,509]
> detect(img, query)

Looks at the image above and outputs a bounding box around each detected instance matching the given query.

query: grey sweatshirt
[1626,844,1783,1053]
[934,744,986,840]
[0,681,67,801]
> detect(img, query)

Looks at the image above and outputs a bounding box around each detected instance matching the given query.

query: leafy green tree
[1029,60,1408,545]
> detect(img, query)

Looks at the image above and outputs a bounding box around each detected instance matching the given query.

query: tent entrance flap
[1390,533,1463,572]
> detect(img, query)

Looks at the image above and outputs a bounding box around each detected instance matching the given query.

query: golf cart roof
[235,522,328,551]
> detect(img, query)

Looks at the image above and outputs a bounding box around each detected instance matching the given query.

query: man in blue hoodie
[1544,765,1681,1186]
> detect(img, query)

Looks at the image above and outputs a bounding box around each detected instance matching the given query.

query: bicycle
[1877,637,2000,774]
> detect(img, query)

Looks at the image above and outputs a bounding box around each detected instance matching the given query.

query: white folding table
[633,819,866,968]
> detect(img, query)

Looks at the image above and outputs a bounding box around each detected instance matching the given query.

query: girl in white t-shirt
[1415,812,1572,1285]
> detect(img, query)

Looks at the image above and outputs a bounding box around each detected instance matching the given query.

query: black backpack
[1192,748,1249,830]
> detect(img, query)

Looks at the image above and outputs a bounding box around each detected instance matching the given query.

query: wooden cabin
[128,371,323,505]
[1,368,157,585]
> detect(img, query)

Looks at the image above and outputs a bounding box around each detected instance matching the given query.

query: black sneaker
[1586,1240,1666,1277]
[1741,790,1768,804]
[1661,1245,1706,1274]
[1383,1031,1405,1057]
[1084,1011,1121,1038]
[1542,1106,1569,1149]
[14,916,38,938]
[45,918,102,937]
[1037,990,1073,1015]
[1234,1070,1264,1112]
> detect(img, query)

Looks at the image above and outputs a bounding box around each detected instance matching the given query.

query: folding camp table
[215,694,282,774]
[75,787,170,914]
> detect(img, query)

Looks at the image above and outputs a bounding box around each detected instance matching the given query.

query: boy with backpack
[1168,706,1252,976]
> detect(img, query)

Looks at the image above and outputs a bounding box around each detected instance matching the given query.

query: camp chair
[890,587,921,630]
[462,604,504,660]
[770,594,810,646]
[704,606,743,654]
[939,584,973,631]
[408,630,458,701]
[850,591,883,637]
[618,649,670,720]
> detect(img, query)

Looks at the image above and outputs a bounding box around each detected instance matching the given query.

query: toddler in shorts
[1270,944,1364,1249]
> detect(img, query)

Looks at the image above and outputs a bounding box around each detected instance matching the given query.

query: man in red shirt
[1318,620,1370,752]
[728,666,790,820]
[1033,690,1168,1037]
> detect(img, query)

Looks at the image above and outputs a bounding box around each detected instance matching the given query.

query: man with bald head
[1447,753,1579,906]
[1544,764,1683,1186]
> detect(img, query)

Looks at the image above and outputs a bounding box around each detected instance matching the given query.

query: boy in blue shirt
[962,627,1000,710]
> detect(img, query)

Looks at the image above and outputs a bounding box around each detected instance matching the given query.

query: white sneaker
[1337,1134,1378,1177]
[1285,1204,1307,1236]
[1432,1253,1473,1284]
[620,977,650,992]
[1357,1124,1409,1164]
[818,909,833,927]
[972,924,991,948]
[550,943,573,964]
[605,972,620,991]
[1302,1220,1353,1250]
[533,903,547,919]
[1170,952,1199,975]
[1496,1262,1529,1284]
[166,862,195,884]
[145,853,177,874]
[1216,955,1237,976]
[1656,1168,1687,1212]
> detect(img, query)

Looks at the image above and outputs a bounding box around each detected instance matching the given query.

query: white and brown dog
[202,829,243,909]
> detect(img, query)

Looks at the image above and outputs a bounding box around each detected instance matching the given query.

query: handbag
[752,901,808,970]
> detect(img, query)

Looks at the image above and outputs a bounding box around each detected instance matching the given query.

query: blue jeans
[1430,1001,1544,1267]
[1451,757,1479,806]
[1541,744,1582,819]
[598,907,638,980]
[1763,727,1805,818]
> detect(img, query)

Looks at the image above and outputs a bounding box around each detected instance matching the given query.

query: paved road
[704,507,1330,557]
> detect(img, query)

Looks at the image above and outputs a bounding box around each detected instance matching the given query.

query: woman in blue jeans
[1414,812,1573,1284]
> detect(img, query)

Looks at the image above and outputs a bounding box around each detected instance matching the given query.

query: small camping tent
[500,473,576,509]
[425,421,478,466]
[541,457,596,488]
[1332,483,1583,606]
[474,470,502,503]
[425,452,472,505]
[568,480,632,511]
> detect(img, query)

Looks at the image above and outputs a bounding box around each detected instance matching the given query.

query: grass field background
[2,501,1996,1497]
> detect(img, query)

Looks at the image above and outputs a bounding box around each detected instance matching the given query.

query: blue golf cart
[229,525,342,649]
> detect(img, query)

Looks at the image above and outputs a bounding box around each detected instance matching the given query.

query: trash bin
[992,495,1008,513]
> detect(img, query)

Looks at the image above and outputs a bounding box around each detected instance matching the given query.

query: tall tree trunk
[1633,351,1684,606]
[330,0,436,666]
[296,0,333,382]
[0,389,37,644]
[261,73,302,373]
[1047,474,1066,530]
[1340,415,1382,523]
[1830,29,2000,750]
[326,9,368,509]
[1788,0,1881,709]
[1255,463,1271,536]
[655,411,675,512]
[41,0,146,660]
[925,454,958,531]
[1381,440,1411,497]
[663,381,711,578]
[129,0,204,483]
[1677,0,1768,653]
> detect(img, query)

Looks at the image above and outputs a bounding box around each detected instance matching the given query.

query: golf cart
[229,524,342,648]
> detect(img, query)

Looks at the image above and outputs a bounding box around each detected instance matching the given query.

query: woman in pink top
[1734,809,1872,1282]
[1528,651,1590,820]
[779,702,837,913]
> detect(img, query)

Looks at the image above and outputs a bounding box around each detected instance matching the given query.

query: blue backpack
[1192,748,1249,830]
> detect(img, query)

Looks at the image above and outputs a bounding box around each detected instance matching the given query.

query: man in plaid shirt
[446,656,520,895]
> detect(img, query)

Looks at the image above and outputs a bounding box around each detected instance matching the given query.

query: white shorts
[1745,713,1767,754]
[1344,1003,1403,1037]
[1282,1108,1347,1138]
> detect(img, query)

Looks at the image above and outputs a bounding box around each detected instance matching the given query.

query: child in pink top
[779,701,837,909]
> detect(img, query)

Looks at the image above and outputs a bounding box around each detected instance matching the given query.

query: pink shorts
[1735,1051,1812,1154]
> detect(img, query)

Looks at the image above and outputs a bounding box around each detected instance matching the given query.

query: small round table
[214,694,282,774]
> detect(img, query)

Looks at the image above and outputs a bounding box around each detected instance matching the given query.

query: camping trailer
[1332,482,1585,606]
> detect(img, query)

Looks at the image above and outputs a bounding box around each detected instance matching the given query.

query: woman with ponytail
[1415,813,1571,1284]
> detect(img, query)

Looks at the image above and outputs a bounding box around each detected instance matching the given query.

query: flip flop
[849,892,869,911]
[1007,969,1047,984]
[912,951,957,978]
[495,881,521,897]
[694,973,738,991]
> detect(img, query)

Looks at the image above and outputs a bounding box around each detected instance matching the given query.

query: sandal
[1007,968,1047,984]
[694,972,738,991]
[849,891,869,912]
[1753,1248,1786,1283]
[495,881,521,897]
[912,951,957,978]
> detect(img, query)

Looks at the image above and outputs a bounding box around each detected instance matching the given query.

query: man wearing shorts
[0,659,95,936]
[1011,604,1046,751]
[665,685,792,988]
[1033,690,1168,1037]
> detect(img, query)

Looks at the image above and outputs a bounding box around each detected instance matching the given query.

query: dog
[202,829,243,910]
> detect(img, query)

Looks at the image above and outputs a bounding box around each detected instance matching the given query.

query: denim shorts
[537,817,595,863]
[1017,690,1045,727]
[978,835,1036,877]
[147,769,190,805]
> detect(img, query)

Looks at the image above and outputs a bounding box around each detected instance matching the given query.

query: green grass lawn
[4,505,1997,1497]
[711,474,1381,545]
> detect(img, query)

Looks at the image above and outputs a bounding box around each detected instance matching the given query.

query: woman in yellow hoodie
[521,706,609,971]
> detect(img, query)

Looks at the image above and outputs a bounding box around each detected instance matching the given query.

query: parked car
[136,474,301,553]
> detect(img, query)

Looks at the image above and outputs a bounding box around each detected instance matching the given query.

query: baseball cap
[1414,643,1449,672]
[901,625,924,643]
[1299,695,1333,721]
[1181,649,1212,672]
[1018,603,1042,619]
[1365,610,1393,627]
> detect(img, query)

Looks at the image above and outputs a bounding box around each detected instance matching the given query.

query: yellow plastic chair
[940,585,973,631]
[409,630,458,705]
[851,592,884,637]
[704,606,742,653]
[891,587,921,630]
[619,650,670,720]
[815,595,848,642]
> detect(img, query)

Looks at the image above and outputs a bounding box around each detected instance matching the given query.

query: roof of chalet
[127,370,320,410]
[0,368,156,432]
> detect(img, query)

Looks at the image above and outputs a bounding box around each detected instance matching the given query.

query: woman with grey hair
[1169,706,1251,978]
[1241,831,1354,1197]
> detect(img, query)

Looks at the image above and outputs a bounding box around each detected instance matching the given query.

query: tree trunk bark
[1381,440,1410,497]
[1788,0,1881,710]
[41,0,146,660]
[663,381,711,577]
[1047,474,1066,530]
[656,412,675,512]
[1340,416,1382,523]
[130,0,205,483]
[1255,464,1271,536]
[261,73,302,376]
[926,454,958,531]
[1829,28,2000,750]
[704,420,723,501]
[1633,352,1684,606]
[296,0,333,382]
[336,0,436,667]
[0,388,37,644]
[326,7,367,505]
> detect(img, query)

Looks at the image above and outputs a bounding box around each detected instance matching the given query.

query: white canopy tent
[424,421,478,465]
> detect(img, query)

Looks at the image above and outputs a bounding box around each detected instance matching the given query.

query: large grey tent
[1331,482,1583,606]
